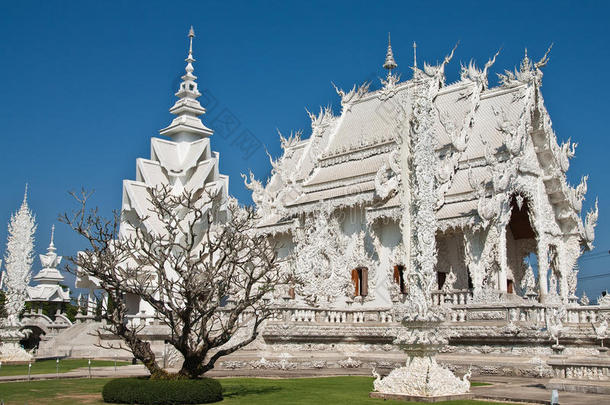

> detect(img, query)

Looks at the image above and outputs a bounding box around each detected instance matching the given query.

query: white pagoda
[26,225,70,307]
[102,27,229,321]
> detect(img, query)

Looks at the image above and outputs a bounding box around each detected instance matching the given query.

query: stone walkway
[0,365,149,382]
[2,368,610,404]
[471,376,610,405]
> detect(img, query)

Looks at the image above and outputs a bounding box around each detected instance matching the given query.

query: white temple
[26,226,70,306]
[54,31,610,383]
[245,39,598,310]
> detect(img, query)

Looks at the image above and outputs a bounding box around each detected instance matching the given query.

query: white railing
[431,289,473,306]
[267,302,610,327]
[269,307,395,325]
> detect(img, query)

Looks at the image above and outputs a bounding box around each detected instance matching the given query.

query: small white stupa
[27,225,70,306]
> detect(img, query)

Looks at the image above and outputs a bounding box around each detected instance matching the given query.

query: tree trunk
[179,353,206,379]
[130,339,168,378]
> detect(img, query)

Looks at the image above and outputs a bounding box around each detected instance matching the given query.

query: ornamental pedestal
[371,318,472,402]
[0,323,33,363]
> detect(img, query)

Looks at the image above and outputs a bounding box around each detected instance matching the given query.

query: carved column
[498,226,508,292]
[464,230,483,292]
[399,122,412,273]
[537,239,549,303]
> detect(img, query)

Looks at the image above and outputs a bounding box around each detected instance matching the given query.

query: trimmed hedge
[102,377,223,404]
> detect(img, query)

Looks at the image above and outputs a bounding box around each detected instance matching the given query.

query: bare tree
[61,185,281,379]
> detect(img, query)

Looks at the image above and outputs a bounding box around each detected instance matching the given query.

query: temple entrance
[506,194,538,297]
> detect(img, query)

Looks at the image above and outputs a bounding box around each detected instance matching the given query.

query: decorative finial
[383,32,398,73]
[159,26,213,140]
[188,26,195,61]
[520,47,533,73]
[50,225,55,247]
[413,41,417,69]
[23,183,28,204]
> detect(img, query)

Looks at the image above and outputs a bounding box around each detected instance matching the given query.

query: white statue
[441,268,457,293]
[580,292,589,306]
[547,307,566,352]
[593,319,608,348]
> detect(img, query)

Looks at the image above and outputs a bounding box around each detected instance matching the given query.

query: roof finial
[413,41,417,69]
[383,32,398,74]
[159,26,213,140]
[188,26,195,62]
[23,183,28,204]
[48,224,56,252]
[520,47,533,73]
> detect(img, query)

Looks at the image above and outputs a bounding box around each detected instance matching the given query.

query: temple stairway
[36,322,127,359]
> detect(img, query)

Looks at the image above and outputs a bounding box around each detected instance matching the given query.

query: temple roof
[250,46,594,245]
[281,81,526,209]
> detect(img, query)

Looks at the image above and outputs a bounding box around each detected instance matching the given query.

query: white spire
[160,26,213,142]
[413,41,417,69]
[188,25,195,60]
[383,32,398,74]
[3,184,37,323]
[48,224,56,252]
[31,225,65,287]
[22,183,28,205]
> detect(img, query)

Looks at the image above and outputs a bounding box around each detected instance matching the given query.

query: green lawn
[0,376,502,405]
[0,358,129,376]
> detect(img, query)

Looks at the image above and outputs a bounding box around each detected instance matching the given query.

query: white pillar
[537,239,549,303]
[498,227,508,293]
[557,242,569,301]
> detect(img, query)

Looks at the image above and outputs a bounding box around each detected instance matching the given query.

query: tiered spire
[160,26,213,141]
[33,225,63,284]
[383,33,398,74]
[27,225,70,303]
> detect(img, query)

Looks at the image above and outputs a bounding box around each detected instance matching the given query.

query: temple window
[507,279,514,294]
[393,265,407,293]
[351,267,368,297]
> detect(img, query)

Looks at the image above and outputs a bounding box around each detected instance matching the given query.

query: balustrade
[431,289,473,306]
[268,307,395,325]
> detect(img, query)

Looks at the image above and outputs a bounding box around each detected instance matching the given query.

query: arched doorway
[506,194,537,296]
[20,325,46,350]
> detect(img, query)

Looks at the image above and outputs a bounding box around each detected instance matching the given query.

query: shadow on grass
[223,384,282,398]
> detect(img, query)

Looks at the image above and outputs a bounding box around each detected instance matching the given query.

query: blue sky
[0,0,608,298]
